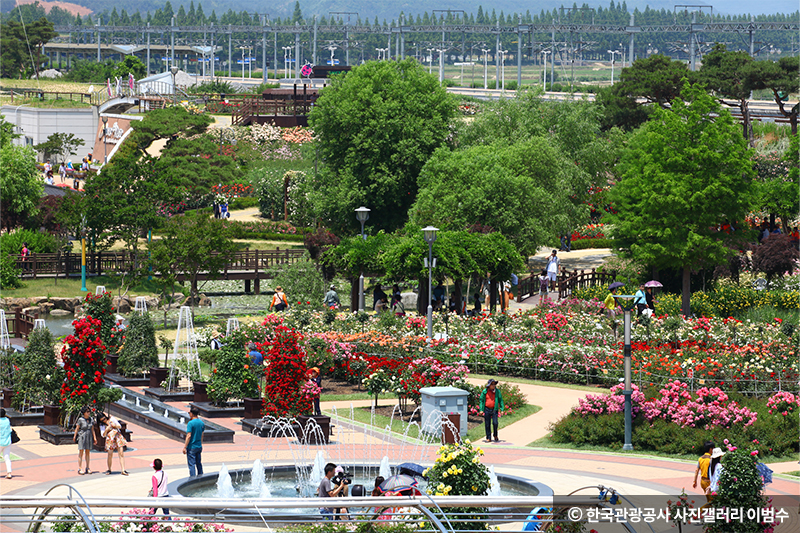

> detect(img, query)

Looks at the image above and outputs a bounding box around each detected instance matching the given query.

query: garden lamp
[355,207,370,312]
[613,293,636,451]
[170,65,179,104]
[422,226,438,339]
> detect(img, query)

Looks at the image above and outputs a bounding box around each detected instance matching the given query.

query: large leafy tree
[609,83,755,316]
[146,214,238,310]
[0,18,56,78]
[0,140,41,231]
[748,56,800,135]
[411,138,587,257]
[309,58,456,234]
[698,45,757,143]
[598,54,692,131]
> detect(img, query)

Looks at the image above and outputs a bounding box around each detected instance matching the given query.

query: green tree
[411,138,588,257]
[707,446,770,533]
[0,143,41,231]
[608,83,755,316]
[0,116,20,147]
[133,107,213,145]
[13,326,62,407]
[146,214,238,311]
[112,55,147,80]
[309,58,456,233]
[118,312,159,377]
[34,132,85,165]
[156,135,243,197]
[698,44,757,143]
[0,18,55,78]
[748,56,800,135]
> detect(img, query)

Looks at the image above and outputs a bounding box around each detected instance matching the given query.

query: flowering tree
[60,316,109,421]
[261,326,313,417]
[207,345,259,406]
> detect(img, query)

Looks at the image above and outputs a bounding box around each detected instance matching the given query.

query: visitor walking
[0,408,14,479]
[73,406,97,475]
[692,440,715,500]
[58,162,66,182]
[184,407,205,476]
[634,285,647,316]
[149,458,170,516]
[390,284,402,312]
[479,379,504,442]
[324,285,340,309]
[269,287,289,312]
[706,447,726,498]
[546,250,560,292]
[539,269,549,297]
[99,412,128,475]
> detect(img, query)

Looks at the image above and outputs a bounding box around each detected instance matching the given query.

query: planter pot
[243,397,263,419]
[1,388,14,408]
[193,381,210,403]
[107,354,120,374]
[43,404,61,426]
[296,415,331,445]
[149,367,169,389]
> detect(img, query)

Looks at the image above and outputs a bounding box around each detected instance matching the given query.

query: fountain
[488,465,502,497]
[216,464,235,499]
[0,310,10,350]
[169,408,553,523]
[379,456,391,480]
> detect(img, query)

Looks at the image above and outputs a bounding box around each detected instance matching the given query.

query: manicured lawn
[338,403,541,443]
[471,373,610,393]
[3,275,163,299]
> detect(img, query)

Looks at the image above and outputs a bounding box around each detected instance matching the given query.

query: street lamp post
[613,294,636,451]
[355,207,370,312]
[481,48,490,89]
[608,50,620,85]
[499,49,508,92]
[101,115,108,164]
[422,226,438,339]
[542,50,551,91]
[80,215,87,292]
[170,65,179,104]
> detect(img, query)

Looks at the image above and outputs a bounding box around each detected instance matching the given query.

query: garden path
[466,378,592,446]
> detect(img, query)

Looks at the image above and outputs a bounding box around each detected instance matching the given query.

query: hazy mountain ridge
[4,0,794,21]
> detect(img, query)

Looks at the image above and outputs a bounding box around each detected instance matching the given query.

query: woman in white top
[150,458,170,516]
[707,447,726,496]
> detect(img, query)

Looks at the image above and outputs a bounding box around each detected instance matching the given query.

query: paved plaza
[1,382,797,532]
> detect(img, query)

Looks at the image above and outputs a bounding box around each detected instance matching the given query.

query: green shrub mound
[117,312,159,377]
[12,327,63,408]
[549,396,798,458]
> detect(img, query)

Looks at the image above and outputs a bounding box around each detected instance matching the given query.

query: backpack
[539,277,548,292]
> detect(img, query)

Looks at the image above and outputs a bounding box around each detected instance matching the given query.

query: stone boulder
[22,306,40,316]
[112,296,132,314]
[50,309,72,317]
[38,302,55,315]
[401,292,418,310]
[50,297,81,312]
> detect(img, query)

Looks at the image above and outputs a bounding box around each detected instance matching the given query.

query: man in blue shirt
[248,343,264,365]
[184,407,205,476]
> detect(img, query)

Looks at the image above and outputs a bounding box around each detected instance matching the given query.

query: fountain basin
[167,464,553,524]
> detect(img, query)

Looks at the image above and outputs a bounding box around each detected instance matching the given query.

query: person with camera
[318,463,348,520]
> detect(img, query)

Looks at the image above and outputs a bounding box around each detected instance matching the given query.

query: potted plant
[150,336,173,389]
[206,346,259,407]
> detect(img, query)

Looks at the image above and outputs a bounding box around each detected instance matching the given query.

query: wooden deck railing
[4,309,38,339]
[10,248,306,279]
[517,268,616,301]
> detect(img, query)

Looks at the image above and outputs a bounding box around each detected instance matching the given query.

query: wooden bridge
[517,268,616,301]
[11,248,306,295]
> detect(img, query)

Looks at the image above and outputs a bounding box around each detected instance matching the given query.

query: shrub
[0,228,59,256]
[117,312,159,377]
[424,440,490,530]
[60,316,110,424]
[261,326,313,416]
[207,344,260,406]
[13,326,63,408]
[271,253,326,311]
[572,284,610,302]
[0,254,22,289]
[82,292,120,353]
[708,445,772,533]
[498,382,525,411]
[752,235,799,286]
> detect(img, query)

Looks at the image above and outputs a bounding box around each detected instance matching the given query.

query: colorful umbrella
[644,280,663,288]
[379,474,420,495]
[608,282,625,290]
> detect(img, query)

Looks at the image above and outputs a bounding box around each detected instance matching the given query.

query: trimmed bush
[118,312,159,377]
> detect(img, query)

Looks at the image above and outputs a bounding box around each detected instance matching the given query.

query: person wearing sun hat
[479,379,504,442]
[210,330,223,350]
[707,447,726,497]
